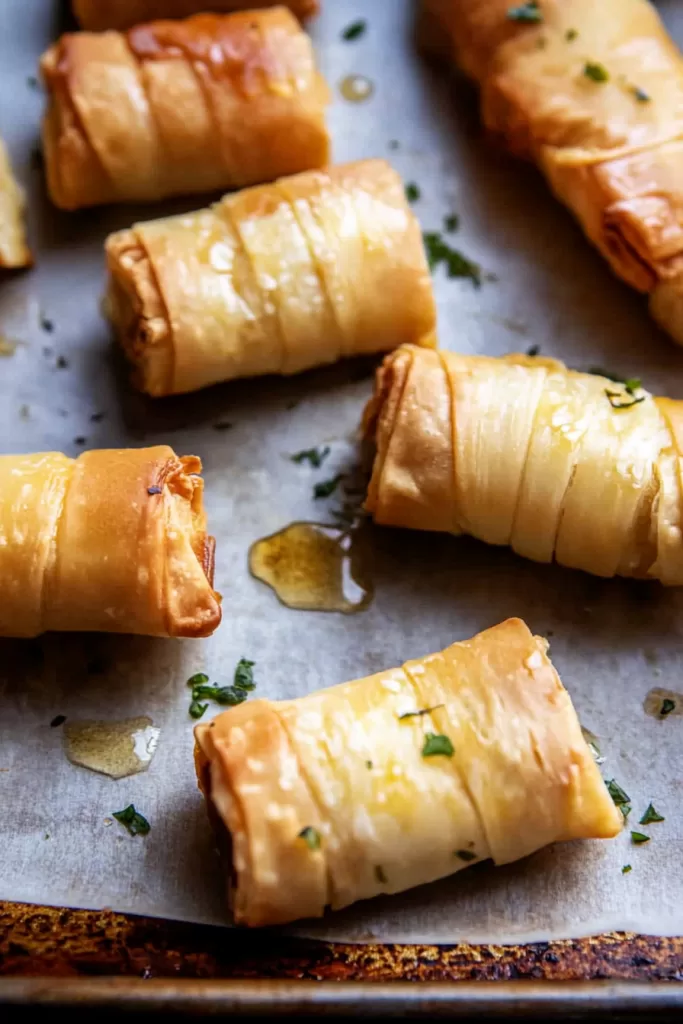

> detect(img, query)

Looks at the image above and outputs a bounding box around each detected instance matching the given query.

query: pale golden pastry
[41,8,329,210]
[0,446,221,638]
[0,137,31,268]
[105,159,437,396]
[365,345,683,584]
[73,1,320,32]
[420,0,683,343]
[195,617,621,927]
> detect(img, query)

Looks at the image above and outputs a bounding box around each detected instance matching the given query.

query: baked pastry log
[41,8,329,210]
[105,159,437,396]
[72,1,320,31]
[195,617,621,927]
[420,0,683,344]
[364,345,683,584]
[0,138,31,268]
[0,446,221,638]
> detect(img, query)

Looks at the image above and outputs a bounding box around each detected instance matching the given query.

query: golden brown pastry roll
[105,159,437,396]
[0,446,221,638]
[365,345,683,584]
[41,8,329,210]
[0,138,31,268]
[195,617,621,927]
[420,0,683,343]
[73,1,320,32]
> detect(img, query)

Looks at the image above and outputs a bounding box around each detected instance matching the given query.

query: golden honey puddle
[339,74,374,103]
[64,716,160,779]
[643,688,682,719]
[249,521,373,614]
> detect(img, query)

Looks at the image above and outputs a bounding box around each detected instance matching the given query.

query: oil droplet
[643,688,682,719]
[64,716,160,779]
[249,521,373,613]
[339,74,374,103]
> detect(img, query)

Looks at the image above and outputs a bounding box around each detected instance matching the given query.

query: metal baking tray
[1,0,682,1014]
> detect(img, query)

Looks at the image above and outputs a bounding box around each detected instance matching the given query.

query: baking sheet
[0,0,682,945]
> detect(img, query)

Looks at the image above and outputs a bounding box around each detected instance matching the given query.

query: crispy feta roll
[195,618,621,927]
[0,138,31,268]
[0,446,221,638]
[105,159,437,396]
[72,1,320,31]
[420,0,683,344]
[364,345,683,584]
[41,8,329,210]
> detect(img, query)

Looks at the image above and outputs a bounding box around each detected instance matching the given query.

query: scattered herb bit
[366,760,373,769]
[187,672,209,687]
[423,232,482,287]
[234,657,256,691]
[375,864,388,884]
[189,700,209,720]
[605,388,645,410]
[314,474,344,499]
[622,864,632,874]
[660,698,676,716]
[639,803,665,825]
[398,704,444,720]
[630,831,650,845]
[192,683,248,707]
[565,28,578,41]
[405,182,420,203]
[507,2,542,24]
[444,213,459,232]
[50,715,66,728]
[526,344,540,357]
[342,19,366,41]
[606,779,630,807]
[27,75,39,89]
[39,314,54,333]
[631,85,650,103]
[584,62,609,83]
[388,139,399,150]
[212,421,233,431]
[147,485,162,496]
[291,446,330,469]
[422,732,455,758]
[621,803,632,820]
[299,825,321,850]
[74,436,87,446]
[112,804,150,836]
[623,377,642,395]
[90,411,105,423]
[56,355,69,369]
[455,849,477,862]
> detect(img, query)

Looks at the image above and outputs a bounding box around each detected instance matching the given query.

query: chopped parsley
[605,388,645,410]
[342,19,366,41]
[234,658,256,691]
[189,700,209,720]
[398,704,444,720]
[639,803,665,825]
[444,213,459,232]
[187,672,209,687]
[455,849,477,862]
[660,698,676,716]
[422,732,455,757]
[606,778,630,808]
[584,62,609,83]
[187,660,255,717]
[314,474,344,499]
[405,182,420,203]
[526,344,540,357]
[565,28,578,42]
[27,75,39,89]
[113,804,150,836]
[39,314,54,333]
[147,485,162,496]
[50,715,66,728]
[375,864,388,884]
[56,355,69,369]
[192,684,247,707]
[621,803,632,821]
[630,831,650,845]
[291,446,330,469]
[622,864,632,874]
[423,232,481,287]
[631,86,650,103]
[299,825,321,850]
[507,2,542,23]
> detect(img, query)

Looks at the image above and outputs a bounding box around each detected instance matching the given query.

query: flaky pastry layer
[0,138,31,269]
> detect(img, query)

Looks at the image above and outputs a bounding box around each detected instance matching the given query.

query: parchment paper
[0,0,681,944]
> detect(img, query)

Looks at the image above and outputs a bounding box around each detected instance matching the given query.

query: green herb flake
[565,28,578,42]
[605,388,645,410]
[631,85,650,103]
[405,182,420,203]
[375,864,388,884]
[189,700,209,720]
[455,849,477,862]
[639,803,665,825]
[660,698,676,716]
[621,803,632,821]
[112,804,150,837]
[444,213,459,232]
[398,704,444,720]
[507,2,542,24]
[606,778,631,807]
[291,446,330,469]
[192,683,248,707]
[187,672,209,688]
[526,344,540,357]
[584,62,609,83]
[342,19,366,41]
[366,760,373,769]
[623,377,642,395]
[299,825,321,850]
[422,732,455,758]
[423,232,482,287]
[314,474,344,499]
[622,864,632,874]
[234,657,256,691]
[630,831,650,845]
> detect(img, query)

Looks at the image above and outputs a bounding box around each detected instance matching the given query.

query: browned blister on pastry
[420,0,683,343]
[195,618,621,927]
[105,159,437,396]
[0,138,31,268]
[41,8,329,209]
[0,446,221,638]
[72,1,320,32]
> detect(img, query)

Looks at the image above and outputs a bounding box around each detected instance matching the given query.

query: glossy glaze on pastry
[72,0,320,31]
[0,137,30,268]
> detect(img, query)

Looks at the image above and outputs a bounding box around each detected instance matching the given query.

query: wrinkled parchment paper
[0,0,681,943]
